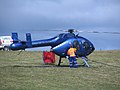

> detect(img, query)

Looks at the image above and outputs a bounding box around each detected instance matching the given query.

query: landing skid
[81,57,90,67]
[57,56,90,68]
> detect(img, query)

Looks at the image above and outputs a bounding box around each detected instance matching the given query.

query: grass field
[0,50,120,90]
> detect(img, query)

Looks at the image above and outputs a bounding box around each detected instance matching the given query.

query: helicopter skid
[81,57,90,67]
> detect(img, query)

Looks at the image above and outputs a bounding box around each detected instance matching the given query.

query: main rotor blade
[32,29,64,32]
[77,30,120,34]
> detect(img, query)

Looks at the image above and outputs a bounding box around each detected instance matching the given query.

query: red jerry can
[43,51,55,64]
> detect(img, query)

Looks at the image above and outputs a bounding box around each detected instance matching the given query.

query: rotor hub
[68,29,74,33]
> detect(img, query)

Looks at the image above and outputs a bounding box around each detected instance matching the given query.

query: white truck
[0,36,13,51]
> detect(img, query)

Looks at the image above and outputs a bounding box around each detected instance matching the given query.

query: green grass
[0,50,120,90]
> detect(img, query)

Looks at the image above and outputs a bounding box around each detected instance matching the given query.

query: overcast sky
[0,0,120,50]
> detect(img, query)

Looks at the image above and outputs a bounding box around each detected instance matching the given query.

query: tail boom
[10,33,57,50]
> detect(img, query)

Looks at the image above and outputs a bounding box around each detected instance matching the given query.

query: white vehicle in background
[0,36,13,51]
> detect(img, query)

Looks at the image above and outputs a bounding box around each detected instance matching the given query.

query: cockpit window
[82,40,90,51]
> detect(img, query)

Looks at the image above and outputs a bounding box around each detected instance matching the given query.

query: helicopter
[10,29,95,67]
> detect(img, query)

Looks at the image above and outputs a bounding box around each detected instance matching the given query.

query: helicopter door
[81,40,91,55]
[73,40,80,50]
[83,42,90,51]
[73,40,83,57]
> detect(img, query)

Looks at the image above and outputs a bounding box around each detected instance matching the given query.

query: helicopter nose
[92,46,95,51]
[90,45,95,54]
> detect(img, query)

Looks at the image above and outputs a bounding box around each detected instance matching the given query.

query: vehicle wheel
[4,46,9,51]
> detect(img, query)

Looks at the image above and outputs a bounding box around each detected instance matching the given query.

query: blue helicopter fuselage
[10,32,95,57]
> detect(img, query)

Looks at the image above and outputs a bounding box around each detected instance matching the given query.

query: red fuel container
[43,51,55,64]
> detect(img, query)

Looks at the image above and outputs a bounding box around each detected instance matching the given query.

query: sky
[0,0,120,50]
